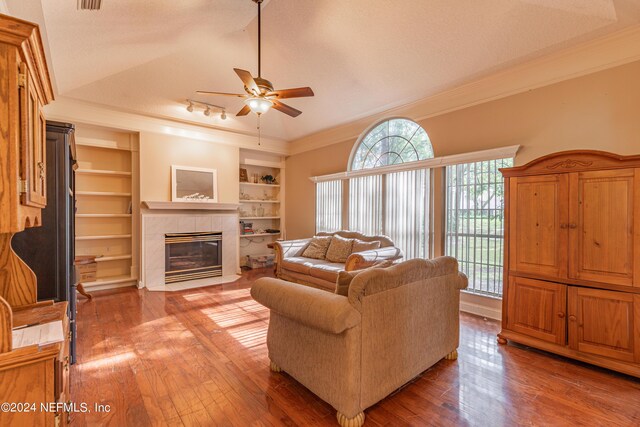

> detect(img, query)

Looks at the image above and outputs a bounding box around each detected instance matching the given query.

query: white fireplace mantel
[142,201,240,211]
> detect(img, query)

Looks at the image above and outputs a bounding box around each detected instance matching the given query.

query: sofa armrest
[273,238,311,276]
[345,246,403,271]
[251,278,361,334]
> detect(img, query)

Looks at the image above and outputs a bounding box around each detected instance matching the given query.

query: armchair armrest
[345,246,403,271]
[273,238,312,276]
[251,278,361,334]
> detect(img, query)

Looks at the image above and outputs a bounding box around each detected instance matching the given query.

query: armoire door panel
[506,277,567,345]
[509,175,569,278]
[568,287,638,363]
[569,170,635,286]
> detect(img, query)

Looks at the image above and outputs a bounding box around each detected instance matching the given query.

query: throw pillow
[351,239,381,253]
[334,260,393,296]
[301,236,333,260]
[325,234,354,263]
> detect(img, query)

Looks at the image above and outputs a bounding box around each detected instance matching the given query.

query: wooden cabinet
[19,63,48,208]
[509,174,569,278]
[568,287,640,363]
[506,277,566,345]
[568,169,638,287]
[499,151,640,378]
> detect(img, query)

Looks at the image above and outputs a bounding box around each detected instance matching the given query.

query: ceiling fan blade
[272,100,302,117]
[196,91,246,97]
[236,104,251,116]
[234,68,260,96]
[267,87,314,99]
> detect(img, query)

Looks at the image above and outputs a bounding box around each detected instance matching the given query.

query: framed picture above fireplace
[171,165,218,202]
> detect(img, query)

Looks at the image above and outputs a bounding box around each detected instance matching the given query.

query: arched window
[350,118,434,171]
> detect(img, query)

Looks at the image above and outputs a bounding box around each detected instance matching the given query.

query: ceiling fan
[197,0,314,118]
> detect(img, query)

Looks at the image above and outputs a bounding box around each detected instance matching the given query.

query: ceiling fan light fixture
[245,97,273,115]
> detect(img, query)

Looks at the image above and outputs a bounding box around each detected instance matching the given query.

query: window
[445,158,513,297]
[348,175,383,236]
[351,118,434,170]
[315,180,343,233]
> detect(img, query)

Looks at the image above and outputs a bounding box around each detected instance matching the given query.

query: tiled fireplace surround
[141,210,240,291]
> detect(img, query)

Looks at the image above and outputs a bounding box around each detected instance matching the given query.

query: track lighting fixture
[184,99,226,120]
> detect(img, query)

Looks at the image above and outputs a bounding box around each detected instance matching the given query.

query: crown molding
[43,97,291,155]
[290,25,640,156]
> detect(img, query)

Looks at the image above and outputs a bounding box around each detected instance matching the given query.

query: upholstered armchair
[273,231,403,291]
[251,257,468,427]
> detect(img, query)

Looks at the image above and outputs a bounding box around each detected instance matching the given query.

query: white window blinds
[315,180,343,233]
[348,175,383,236]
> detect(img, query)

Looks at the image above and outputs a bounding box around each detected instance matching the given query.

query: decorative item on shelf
[171,165,218,203]
[261,174,275,184]
[257,204,265,217]
[240,190,250,200]
[240,168,249,182]
[265,229,280,234]
[252,173,259,183]
[240,221,254,235]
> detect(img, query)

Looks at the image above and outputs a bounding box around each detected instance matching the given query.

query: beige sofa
[273,231,403,291]
[251,257,468,427]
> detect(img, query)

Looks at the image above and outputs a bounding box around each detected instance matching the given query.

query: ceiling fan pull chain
[257,115,262,146]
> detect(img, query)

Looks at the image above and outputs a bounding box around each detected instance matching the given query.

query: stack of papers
[12,321,64,349]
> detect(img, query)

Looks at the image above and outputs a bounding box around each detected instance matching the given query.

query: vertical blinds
[385,169,430,260]
[348,175,383,236]
[315,180,343,233]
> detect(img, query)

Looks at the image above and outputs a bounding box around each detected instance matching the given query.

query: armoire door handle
[568,315,577,321]
[569,223,577,229]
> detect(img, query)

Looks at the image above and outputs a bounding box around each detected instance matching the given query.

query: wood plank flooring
[71,268,640,426]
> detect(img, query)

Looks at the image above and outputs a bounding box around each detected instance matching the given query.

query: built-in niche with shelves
[239,150,285,267]
[74,125,140,290]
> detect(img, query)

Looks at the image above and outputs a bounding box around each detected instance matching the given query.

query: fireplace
[165,232,222,283]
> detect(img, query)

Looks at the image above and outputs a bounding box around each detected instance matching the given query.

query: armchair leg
[444,349,458,360]
[269,360,282,372]
[337,411,365,427]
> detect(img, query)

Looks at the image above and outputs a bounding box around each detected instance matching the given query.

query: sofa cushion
[352,239,381,253]
[334,260,394,296]
[301,236,333,259]
[282,257,330,275]
[325,234,354,263]
[309,262,345,283]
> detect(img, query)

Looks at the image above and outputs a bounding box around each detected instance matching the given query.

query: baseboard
[460,300,502,321]
[81,281,137,292]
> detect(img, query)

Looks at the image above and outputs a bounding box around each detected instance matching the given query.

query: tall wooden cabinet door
[19,64,47,208]
[568,287,639,363]
[568,169,637,287]
[509,174,569,278]
[506,277,567,345]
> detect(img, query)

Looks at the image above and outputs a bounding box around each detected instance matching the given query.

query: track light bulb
[186,101,194,112]
[204,106,211,116]
[221,110,227,120]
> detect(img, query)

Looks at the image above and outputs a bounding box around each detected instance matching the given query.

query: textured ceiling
[7,0,640,142]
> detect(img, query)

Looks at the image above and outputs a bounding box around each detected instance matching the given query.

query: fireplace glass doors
[165,232,222,283]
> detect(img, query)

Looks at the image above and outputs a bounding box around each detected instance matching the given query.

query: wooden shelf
[95,255,132,262]
[76,191,132,197]
[76,169,132,177]
[240,233,280,238]
[76,214,132,218]
[75,234,132,241]
[239,200,279,204]
[240,216,280,220]
[76,138,132,151]
[240,182,280,188]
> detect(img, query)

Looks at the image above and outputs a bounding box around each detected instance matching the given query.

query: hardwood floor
[71,269,640,426]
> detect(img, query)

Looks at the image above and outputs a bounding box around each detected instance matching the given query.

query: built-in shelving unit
[74,126,139,290]
[239,150,285,267]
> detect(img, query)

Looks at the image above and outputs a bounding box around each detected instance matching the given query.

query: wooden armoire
[498,150,640,378]
[0,14,72,427]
